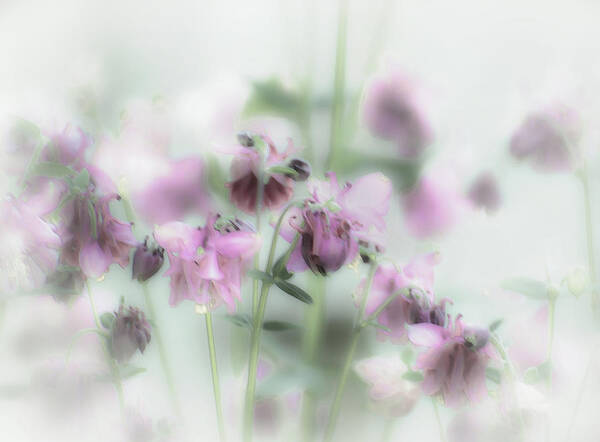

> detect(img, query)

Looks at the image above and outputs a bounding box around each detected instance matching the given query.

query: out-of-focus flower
[110,304,152,363]
[354,355,421,417]
[133,157,212,224]
[509,104,581,172]
[0,195,61,295]
[132,237,164,282]
[45,266,86,303]
[467,172,502,213]
[357,254,446,342]
[282,172,392,275]
[286,158,311,182]
[42,124,92,170]
[408,317,495,406]
[362,69,433,158]
[227,134,298,214]
[154,214,261,311]
[402,172,465,238]
[506,305,548,373]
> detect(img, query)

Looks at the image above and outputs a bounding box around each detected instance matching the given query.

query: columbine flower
[110,304,152,363]
[362,69,433,158]
[354,355,421,417]
[132,237,164,282]
[282,172,392,275]
[42,124,93,169]
[509,104,581,172]
[357,254,447,342]
[227,134,300,214]
[154,214,261,311]
[0,195,61,295]
[467,172,501,213]
[408,317,495,406]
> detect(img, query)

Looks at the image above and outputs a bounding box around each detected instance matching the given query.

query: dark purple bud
[463,326,490,351]
[110,304,152,363]
[46,267,86,303]
[237,132,255,148]
[132,237,164,282]
[287,159,311,182]
[468,172,501,213]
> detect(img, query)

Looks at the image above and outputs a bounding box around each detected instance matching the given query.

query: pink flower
[408,317,495,407]
[42,124,92,170]
[0,195,61,294]
[402,172,465,238]
[467,172,501,213]
[354,355,421,417]
[282,172,392,275]
[154,215,261,311]
[509,104,581,172]
[227,134,299,214]
[363,70,433,158]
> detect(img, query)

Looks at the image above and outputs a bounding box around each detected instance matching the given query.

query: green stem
[326,0,349,171]
[380,418,395,442]
[206,311,226,442]
[362,290,404,325]
[432,399,447,442]
[142,282,181,418]
[323,260,378,442]
[564,344,595,442]
[252,156,265,317]
[580,162,598,313]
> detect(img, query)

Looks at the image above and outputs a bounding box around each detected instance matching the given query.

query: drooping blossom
[110,303,152,363]
[509,104,581,172]
[226,133,302,214]
[362,69,433,158]
[356,254,447,342]
[57,167,137,279]
[0,195,61,295]
[154,214,261,311]
[132,237,164,282]
[408,317,495,406]
[402,171,466,238]
[281,172,392,275]
[467,172,502,213]
[354,355,421,417]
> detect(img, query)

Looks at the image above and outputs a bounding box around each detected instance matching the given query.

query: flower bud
[567,267,589,298]
[286,159,311,182]
[110,304,152,363]
[237,132,255,148]
[132,237,164,282]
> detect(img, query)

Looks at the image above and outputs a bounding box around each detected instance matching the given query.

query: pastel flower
[408,317,495,406]
[509,104,581,172]
[154,214,261,311]
[0,195,61,295]
[467,172,501,213]
[363,69,433,158]
[283,172,392,275]
[226,134,298,214]
[132,237,165,282]
[354,355,421,417]
[110,304,152,364]
[42,124,93,170]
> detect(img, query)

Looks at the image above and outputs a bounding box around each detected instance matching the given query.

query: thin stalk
[564,344,595,442]
[252,155,265,317]
[545,297,557,442]
[580,162,598,312]
[326,0,349,171]
[323,260,378,442]
[205,311,226,442]
[362,290,403,325]
[432,399,447,442]
[380,418,395,442]
[142,282,181,418]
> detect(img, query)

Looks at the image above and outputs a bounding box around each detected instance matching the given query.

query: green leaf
[523,360,552,385]
[400,347,414,366]
[274,280,313,304]
[87,200,97,239]
[31,161,75,179]
[272,256,293,280]
[222,313,253,329]
[402,371,424,382]
[100,312,115,330]
[243,78,302,122]
[501,277,549,300]
[485,367,502,384]
[263,320,301,332]
[266,165,298,177]
[119,365,147,379]
[247,269,274,283]
[72,168,90,191]
[489,319,503,332]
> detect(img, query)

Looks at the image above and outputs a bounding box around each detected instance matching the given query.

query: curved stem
[142,282,182,419]
[323,260,378,442]
[206,311,226,442]
[432,399,447,442]
[252,151,266,317]
[564,343,596,442]
[580,162,598,313]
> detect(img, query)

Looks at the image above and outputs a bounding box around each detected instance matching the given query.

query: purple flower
[132,237,164,282]
[42,124,93,169]
[154,214,261,311]
[363,70,433,158]
[509,104,581,172]
[467,172,501,213]
[0,195,61,294]
[282,172,392,275]
[408,316,496,406]
[110,303,152,363]
[227,135,297,214]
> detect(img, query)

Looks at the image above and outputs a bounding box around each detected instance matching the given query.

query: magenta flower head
[0,195,61,294]
[509,104,581,172]
[43,124,93,169]
[110,303,152,363]
[281,172,392,275]
[362,69,433,158]
[227,133,304,214]
[132,236,164,282]
[467,172,501,213]
[408,316,496,406]
[154,214,261,311]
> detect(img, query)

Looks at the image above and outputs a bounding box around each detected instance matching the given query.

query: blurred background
[1,0,600,441]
